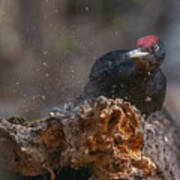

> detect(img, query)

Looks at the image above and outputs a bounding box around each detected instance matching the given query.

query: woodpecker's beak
[126,48,150,59]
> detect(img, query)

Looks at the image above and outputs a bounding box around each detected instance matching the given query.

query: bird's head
[126,35,165,74]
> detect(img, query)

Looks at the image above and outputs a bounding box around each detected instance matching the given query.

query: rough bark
[0,96,179,180]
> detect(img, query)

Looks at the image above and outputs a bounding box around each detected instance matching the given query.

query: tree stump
[0,97,179,180]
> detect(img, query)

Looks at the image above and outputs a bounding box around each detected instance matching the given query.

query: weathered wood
[0,97,179,180]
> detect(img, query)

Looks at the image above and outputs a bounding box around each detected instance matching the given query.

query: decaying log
[0,96,179,180]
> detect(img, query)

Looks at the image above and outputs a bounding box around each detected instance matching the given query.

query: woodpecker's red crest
[137,35,161,49]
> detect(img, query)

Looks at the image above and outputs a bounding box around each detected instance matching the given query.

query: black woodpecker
[79,35,167,116]
[46,35,167,180]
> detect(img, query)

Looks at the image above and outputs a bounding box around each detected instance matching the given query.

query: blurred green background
[0,0,179,126]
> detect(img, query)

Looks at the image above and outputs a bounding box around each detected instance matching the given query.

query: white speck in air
[85,6,89,12]
[42,62,47,67]
[42,96,46,101]
[45,73,49,78]
[114,32,118,36]
[164,136,168,142]
[43,51,48,55]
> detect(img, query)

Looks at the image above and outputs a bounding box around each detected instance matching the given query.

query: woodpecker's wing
[89,50,135,82]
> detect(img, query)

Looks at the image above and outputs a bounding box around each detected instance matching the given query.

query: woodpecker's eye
[148,44,159,54]
[154,44,160,52]
[152,41,165,61]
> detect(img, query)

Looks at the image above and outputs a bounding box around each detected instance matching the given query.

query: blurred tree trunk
[0,0,24,117]
[18,0,43,54]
